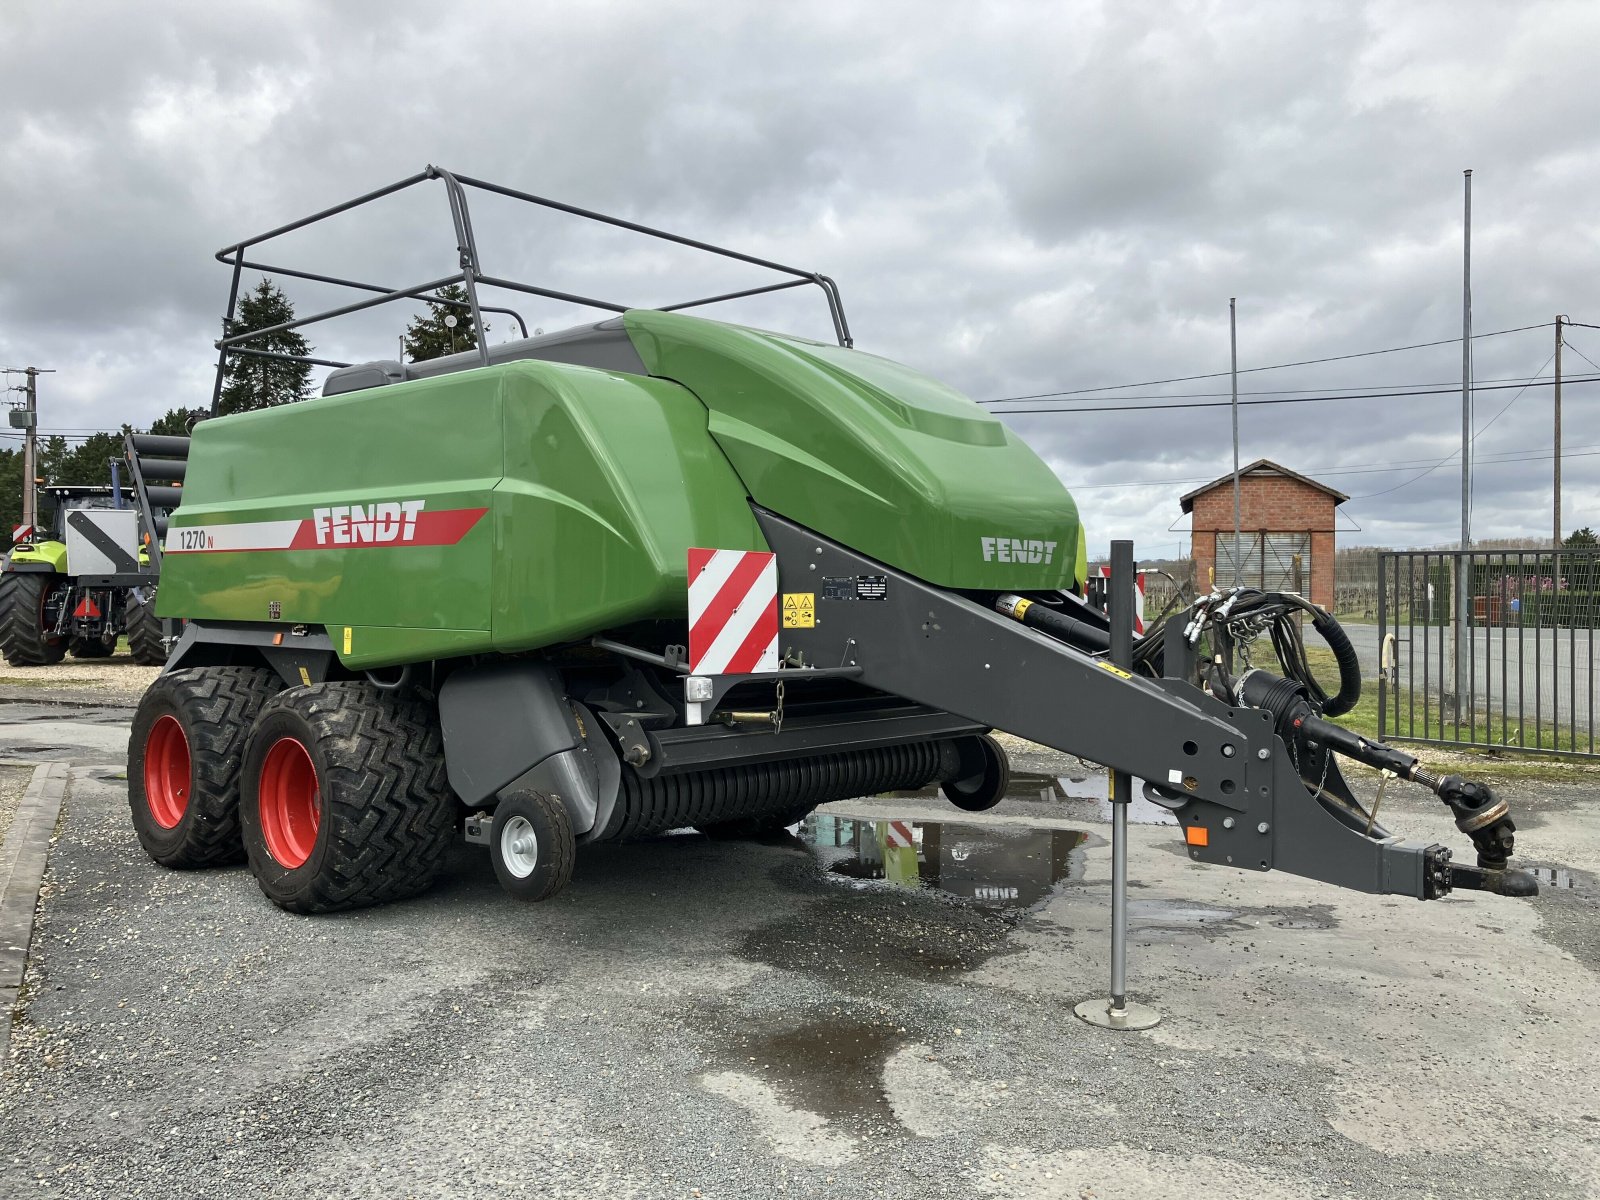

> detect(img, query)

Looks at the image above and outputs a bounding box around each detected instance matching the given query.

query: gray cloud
[2,0,1597,557]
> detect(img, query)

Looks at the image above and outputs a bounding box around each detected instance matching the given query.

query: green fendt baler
[128,167,1535,922]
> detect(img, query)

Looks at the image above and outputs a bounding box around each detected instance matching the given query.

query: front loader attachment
[712,508,1534,903]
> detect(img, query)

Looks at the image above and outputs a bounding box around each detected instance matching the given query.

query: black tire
[940,734,1011,812]
[70,634,115,659]
[489,789,575,902]
[239,682,456,913]
[0,571,68,666]
[695,804,817,840]
[125,591,166,665]
[127,666,283,868]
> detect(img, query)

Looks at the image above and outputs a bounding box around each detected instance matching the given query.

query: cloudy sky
[3,0,1597,557]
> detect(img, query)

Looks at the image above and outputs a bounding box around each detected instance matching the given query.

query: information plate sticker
[782,592,816,628]
[822,575,889,601]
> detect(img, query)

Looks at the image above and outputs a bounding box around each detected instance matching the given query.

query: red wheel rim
[144,715,192,829]
[259,737,320,869]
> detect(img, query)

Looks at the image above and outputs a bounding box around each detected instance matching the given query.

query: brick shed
[1181,459,1347,607]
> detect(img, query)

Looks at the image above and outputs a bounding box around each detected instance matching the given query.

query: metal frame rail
[209,165,855,414]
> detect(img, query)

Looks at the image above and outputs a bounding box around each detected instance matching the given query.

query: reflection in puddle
[795,813,1091,910]
[1527,866,1580,890]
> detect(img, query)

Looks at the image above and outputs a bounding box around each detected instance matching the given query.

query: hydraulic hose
[1309,611,1362,718]
[994,593,1111,654]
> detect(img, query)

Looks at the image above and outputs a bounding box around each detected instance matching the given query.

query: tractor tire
[0,571,68,667]
[940,734,1011,812]
[489,789,575,902]
[239,682,456,914]
[696,804,817,840]
[128,666,283,868]
[125,592,166,665]
[70,634,115,659]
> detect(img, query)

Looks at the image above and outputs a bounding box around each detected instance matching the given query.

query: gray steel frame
[208,165,855,414]
[753,508,1448,899]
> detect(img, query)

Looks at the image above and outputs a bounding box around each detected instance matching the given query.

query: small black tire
[696,804,816,840]
[0,571,68,667]
[125,591,166,665]
[489,789,575,902]
[127,666,283,868]
[239,682,457,914]
[940,734,1011,812]
[69,634,115,659]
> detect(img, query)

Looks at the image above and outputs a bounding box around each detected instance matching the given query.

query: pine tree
[149,407,208,437]
[402,284,486,363]
[217,279,314,416]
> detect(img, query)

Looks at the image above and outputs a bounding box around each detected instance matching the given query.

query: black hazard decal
[822,575,888,601]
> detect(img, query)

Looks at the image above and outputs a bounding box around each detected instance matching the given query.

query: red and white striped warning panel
[10,524,32,543]
[884,819,915,848]
[687,547,779,675]
[1097,567,1147,635]
[163,502,488,554]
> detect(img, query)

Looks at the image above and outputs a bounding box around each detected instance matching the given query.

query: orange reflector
[1184,825,1210,847]
[272,632,284,646]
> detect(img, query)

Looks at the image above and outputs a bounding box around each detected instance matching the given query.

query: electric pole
[1230,297,1241,589]
[22,368,38,533]
[1554,314,1563,548]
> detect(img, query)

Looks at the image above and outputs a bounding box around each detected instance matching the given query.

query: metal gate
[1377,549,1600,758]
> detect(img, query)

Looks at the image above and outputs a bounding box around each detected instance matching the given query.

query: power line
[986,372,1598,416]
[982,321,1553,404]
[977,370,1585,404]
[1068,442,1600,491]
[1350,350,1554,502]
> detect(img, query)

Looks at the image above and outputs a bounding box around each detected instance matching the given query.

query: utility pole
[1454,170,1473,712]
[1230,297,1241,589]
[22,368,38,533]
[1554,315,1564,548]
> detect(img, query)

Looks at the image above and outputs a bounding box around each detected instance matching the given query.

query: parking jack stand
[1074,540,1162,1032]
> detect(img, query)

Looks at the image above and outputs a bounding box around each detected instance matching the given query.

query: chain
[773,678,786,736]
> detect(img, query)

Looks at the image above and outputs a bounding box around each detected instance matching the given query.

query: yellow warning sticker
[1097,660,1133,680]
[782,592,816,629]
[343,626,353,655]
[298,666,312,686]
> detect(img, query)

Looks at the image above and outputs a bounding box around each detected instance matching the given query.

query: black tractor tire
[239,682,457,914]
[696,804,817,840]
[125,592,166,665]
[70,634,115,659]
[0,571,68,667]
[940,734,1011,812]
[128,666,283,868]
[489,789,576,902]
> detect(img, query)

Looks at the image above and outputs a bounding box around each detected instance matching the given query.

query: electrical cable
[1349,350,1554,501]
[982,321,1553,404]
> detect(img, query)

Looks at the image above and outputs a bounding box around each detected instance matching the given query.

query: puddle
[726,1019,906,1127]
[795,813,1092,911]
[1127,897,1247,941]
[1527,866,1581,891]
[1053,770,1180,825]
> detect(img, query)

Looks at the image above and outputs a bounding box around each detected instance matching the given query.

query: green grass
[1302,646,1600,779]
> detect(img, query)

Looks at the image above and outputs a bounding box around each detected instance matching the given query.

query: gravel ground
[0,707,1596,1199]
[0,658,157,706]
[0,765,30,850]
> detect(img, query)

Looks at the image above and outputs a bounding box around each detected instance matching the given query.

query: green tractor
[1,484,166,666]
[126,167,1536,920]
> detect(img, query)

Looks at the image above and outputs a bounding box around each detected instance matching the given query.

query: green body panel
[160,361,761,668]
[624,309,1083,591]
[7,541,67,572]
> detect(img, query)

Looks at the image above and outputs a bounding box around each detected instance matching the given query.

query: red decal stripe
[721,595,778,674]
[689,551,772,662]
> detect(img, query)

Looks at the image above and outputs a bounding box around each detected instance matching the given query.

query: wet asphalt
[0,697,1597,1199]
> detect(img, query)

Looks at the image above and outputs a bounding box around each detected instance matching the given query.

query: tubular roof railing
[209,165,854,413]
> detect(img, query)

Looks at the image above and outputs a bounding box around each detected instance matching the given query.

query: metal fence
[1376,549,1600,758]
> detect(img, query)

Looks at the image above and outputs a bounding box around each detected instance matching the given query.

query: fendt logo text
[981,536,1057,565]
[312,500,427,545]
